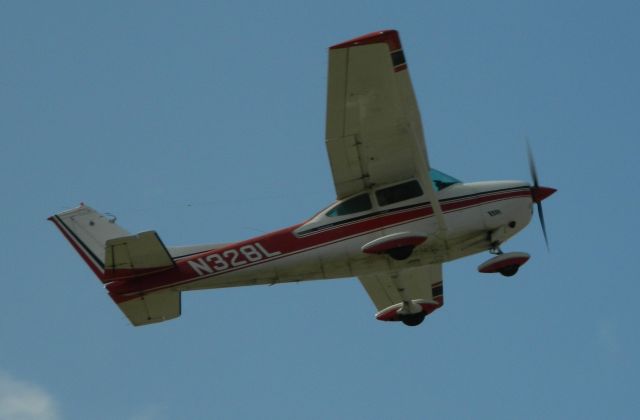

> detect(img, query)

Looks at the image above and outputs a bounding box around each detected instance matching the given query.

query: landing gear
[400,312,426,326]
[387,246,414,261]
[499,265,519,277]
[361,233,427,260]
[478,251,530,275]
[376,299,439,326]
[490,242,504,255]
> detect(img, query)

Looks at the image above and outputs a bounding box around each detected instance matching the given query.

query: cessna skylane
[50,30,556,327]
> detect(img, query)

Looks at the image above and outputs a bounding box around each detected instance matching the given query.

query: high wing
[325,30,446,231]
[326,30,430,199]
[359,264,444,322]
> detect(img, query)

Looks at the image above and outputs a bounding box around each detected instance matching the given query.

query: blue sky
[1,1,639,419]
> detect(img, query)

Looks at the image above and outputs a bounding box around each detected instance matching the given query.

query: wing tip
[330,29,401,51]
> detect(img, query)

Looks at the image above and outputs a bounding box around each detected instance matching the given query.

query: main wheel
[401,313,425,326]
[387,246,414,261]
[499,265,519,277]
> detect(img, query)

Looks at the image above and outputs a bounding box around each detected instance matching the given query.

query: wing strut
[423,170,448,237]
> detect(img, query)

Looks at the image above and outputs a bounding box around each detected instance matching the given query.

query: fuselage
[106,179,533,300]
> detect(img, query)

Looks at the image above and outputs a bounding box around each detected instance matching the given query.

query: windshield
[430,168,461,191]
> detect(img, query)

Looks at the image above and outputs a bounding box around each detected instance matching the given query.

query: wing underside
[326,30,430,199]
[325,30,447,232]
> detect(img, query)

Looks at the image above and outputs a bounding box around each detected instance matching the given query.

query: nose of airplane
[531,186,557,203]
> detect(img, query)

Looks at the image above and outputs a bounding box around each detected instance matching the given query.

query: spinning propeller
[527,142,557,249]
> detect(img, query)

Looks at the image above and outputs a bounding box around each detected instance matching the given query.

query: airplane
[49,30,556,327]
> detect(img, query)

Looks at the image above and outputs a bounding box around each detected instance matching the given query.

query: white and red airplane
[50,30,555,327]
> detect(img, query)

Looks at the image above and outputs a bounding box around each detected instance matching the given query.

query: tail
[49,204,181,326]
[49,204,129,282]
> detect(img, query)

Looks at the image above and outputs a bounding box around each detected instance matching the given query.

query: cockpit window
[325,193,372,217]
[376,180,423,206]
[430,168,461,191]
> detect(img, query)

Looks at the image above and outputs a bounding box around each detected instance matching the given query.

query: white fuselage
[174,180,533,293]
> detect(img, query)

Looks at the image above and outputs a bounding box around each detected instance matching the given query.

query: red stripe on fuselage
[111,188,531,300]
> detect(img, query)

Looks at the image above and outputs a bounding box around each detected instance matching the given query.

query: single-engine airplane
[50,30,556,327]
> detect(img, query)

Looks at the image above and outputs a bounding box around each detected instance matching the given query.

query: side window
[326,193,372,217]
[376,180,423,206]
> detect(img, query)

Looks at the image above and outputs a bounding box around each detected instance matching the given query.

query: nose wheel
[498,265,519,277]
[488,244,520,276]
[478,251,530,276]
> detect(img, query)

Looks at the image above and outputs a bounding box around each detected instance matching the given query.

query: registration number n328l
[187,242,282,276]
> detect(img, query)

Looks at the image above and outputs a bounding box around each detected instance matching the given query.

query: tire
[499,265,519,277]
[388,246,414,261]
[401,313,425,326]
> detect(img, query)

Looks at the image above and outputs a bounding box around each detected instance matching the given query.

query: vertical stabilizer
[49,204,129,282]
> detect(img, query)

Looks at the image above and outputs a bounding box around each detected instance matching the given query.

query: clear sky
[1,1,639,419]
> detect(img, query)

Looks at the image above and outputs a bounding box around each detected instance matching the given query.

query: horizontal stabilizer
[105,231,174,279]
[111,290,181,326]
